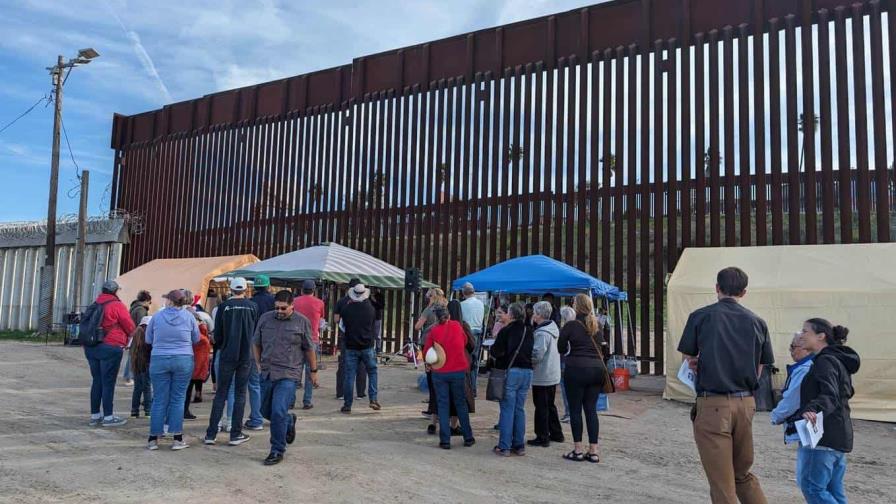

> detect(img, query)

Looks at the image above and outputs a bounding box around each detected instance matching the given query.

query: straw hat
[425,341,447,370]
[348,283,370,302]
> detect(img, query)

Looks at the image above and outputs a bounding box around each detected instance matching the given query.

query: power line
[60,116,80,172]
[0,94,50,136]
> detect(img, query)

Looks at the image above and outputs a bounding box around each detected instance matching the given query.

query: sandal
[584,453,600,464]
[563,450,585,461]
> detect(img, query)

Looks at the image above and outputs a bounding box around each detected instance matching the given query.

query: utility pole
[38,55,64,335]
[72,170,89,314]
[37,48,99,336]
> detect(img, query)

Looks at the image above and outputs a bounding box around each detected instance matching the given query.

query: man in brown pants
[678,267,775,504]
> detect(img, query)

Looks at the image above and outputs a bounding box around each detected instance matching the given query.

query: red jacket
[96,293,136,348]
[424,320,470,374]
[192,323,212,381]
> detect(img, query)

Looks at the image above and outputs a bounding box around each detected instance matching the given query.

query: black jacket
[341,299,376,350]
[558,315,606,368]
[491,320,534,370]
[789,345,861,453]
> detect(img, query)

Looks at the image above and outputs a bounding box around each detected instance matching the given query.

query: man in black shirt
[204,277,258,447]
[678,267,774,504]
[339,283,380,413]
[335,278,366,400]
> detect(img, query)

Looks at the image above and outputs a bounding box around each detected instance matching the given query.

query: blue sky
[0,0,598,222]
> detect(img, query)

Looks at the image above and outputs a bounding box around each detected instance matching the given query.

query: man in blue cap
[245,274,275,431]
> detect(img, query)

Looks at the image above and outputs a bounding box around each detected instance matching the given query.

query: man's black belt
[698,391,753,398]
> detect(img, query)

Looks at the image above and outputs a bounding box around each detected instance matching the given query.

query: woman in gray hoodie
[529,301,563,447]
[145,289,199,451]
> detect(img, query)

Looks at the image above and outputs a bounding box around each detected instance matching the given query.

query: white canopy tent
[224,242,435,289]
[665,243,896,422]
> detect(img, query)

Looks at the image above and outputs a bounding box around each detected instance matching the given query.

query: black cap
[348,278,361,288]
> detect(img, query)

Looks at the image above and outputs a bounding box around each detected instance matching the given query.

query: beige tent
[115,255,259,314]
[664,244,896,422]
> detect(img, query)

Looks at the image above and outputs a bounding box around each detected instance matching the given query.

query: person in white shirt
[459,282,485,395]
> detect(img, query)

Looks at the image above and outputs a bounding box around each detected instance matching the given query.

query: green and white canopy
[225,242,436,290]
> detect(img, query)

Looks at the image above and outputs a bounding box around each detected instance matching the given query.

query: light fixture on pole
[38,48,99,336]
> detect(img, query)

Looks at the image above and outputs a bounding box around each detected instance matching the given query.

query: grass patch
[0,330,65,343]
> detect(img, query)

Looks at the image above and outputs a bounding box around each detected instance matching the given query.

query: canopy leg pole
[626,301,637,358]
[408,290,418,369]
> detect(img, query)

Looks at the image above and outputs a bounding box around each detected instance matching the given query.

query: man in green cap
[245,274,275,430]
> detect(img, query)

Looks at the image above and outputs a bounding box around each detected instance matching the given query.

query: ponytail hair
[572,293,601,337]
[806,318,849,346]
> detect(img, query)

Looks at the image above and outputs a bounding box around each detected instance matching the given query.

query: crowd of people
[679,267,860,504]
[79,266,861,502]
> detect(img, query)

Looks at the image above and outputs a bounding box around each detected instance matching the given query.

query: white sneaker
[203,436,216,445]
[102,416,127,427]
[147,440,159,451]
[124,380,134,387]
[89,417,102,427]
[171,440,189,451]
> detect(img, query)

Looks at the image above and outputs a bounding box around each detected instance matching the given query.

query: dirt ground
[0,342,892,504]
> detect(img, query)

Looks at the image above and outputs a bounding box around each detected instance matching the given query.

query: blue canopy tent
[452,255,627,300]
[452,255,634,359]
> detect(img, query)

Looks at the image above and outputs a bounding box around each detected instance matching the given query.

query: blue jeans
[261,376,297,455]
[122,353,132,380]
[343,347,378,409]
[84,343,123,417]
[131,371,153,414]
[497,368,533,450]
[559,361,569,416]
[433,371,474,445]
[246,360,263,427]
[149,354,193,436]
[302,343,321,406]
[797,446,848,504]
[214,353,235,423]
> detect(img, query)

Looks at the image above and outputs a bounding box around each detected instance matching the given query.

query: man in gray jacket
[528,300,564,447]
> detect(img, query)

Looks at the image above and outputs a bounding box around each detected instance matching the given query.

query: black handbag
[485,329,527,402]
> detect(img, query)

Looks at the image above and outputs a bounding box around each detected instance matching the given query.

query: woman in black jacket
[490,302,534,457]
[557,293,607,464]
[794,318,860,503]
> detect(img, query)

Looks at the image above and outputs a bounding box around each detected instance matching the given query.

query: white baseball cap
[230,277,248,292]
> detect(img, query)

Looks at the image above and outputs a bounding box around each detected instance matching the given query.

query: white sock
[104,415,115,421]
[91,413,102,420]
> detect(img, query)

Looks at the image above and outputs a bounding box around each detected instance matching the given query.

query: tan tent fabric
[664,244,896,422]
[115,255,259,314]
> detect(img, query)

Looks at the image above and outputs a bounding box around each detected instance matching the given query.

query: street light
[38,48,99,336]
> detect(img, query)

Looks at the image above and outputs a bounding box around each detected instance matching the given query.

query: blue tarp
[452,255,628,301]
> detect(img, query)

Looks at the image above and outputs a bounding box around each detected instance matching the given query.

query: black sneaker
[302,404,313,410]
[228,433,251,446]
[184,412,197,421]
[263,452,283,466]
[450,427,463,437]
[244,421,264,431]
[439,443,451,450]
[527,438,550,447]
[286,414,297,445]
[340,406,351,414]
[427,424,436,435]
[130,411,140,418]
[464,438,476,448]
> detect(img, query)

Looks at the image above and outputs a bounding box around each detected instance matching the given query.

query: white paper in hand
[795,412,825,448]
[678,359,697,392]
